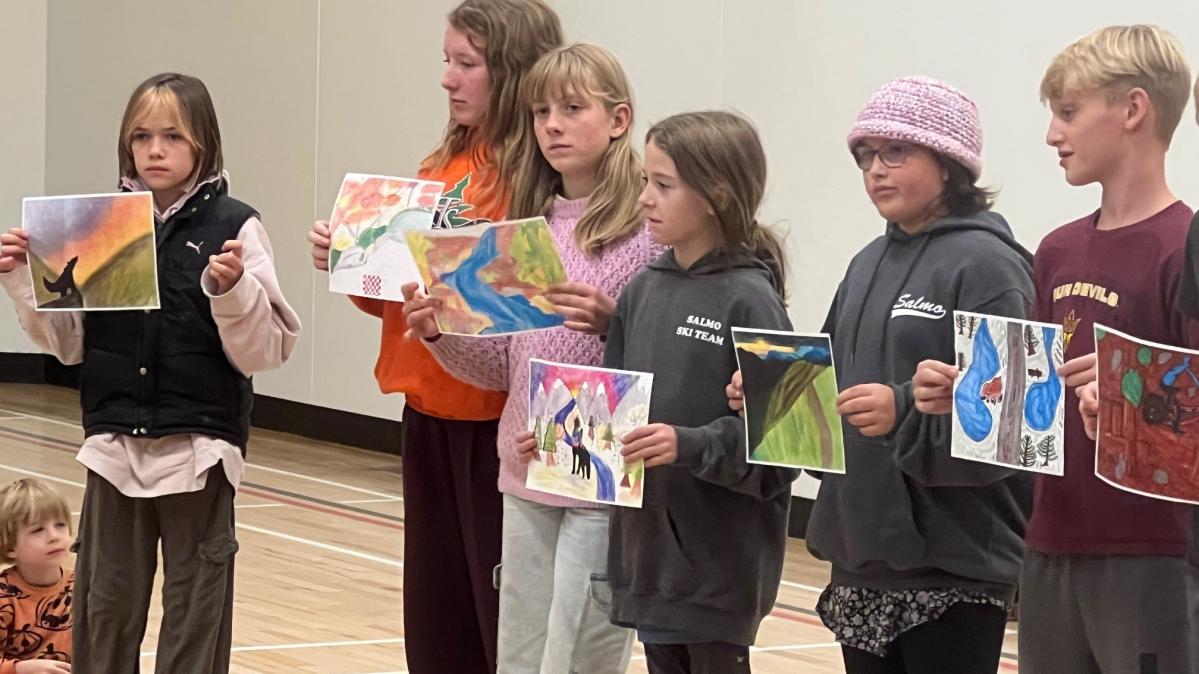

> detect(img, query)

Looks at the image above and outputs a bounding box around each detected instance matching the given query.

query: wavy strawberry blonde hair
[1040,24,1191,146]
[508,43,642,256]
[421,0,563,205]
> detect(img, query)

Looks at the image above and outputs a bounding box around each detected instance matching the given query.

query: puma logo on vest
[185,241,204,254]
[891,293,946,320]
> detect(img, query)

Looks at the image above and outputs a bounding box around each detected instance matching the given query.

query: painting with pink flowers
[327,173,444,301]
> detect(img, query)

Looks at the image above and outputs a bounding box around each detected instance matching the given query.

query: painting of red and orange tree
[1095,324,1199,505]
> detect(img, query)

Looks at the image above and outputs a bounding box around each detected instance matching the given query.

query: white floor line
[753,642,842,653]
[2,406,405,502]
[0,463,403,568]
[339,497,404,504]
[0,463,85,489]
[629,641,841,661]
[141,637,405,658]
[0,408,76,428]
[246,463,403,501]
[235,503,286,509]
[236,523,403,569]
[779,579,826,593]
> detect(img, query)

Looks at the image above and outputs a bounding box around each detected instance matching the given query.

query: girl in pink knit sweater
[403,43,660,673]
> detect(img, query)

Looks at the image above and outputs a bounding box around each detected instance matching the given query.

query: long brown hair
[646,111,787,299]
[421,0,563,205]
[509,43,641,256]
[935,155,997,217]
[118,73,222,183]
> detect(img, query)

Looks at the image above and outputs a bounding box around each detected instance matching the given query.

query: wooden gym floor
[0,383,1020,673]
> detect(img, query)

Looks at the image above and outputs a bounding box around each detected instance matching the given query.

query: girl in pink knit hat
[731,75,1036,673]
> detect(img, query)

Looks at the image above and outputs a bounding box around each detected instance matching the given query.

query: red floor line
[0,429,405,532]
[0,429,77,457]
[239,486,404,531]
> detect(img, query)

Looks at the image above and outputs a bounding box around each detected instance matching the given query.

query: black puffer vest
[81,180,258,450]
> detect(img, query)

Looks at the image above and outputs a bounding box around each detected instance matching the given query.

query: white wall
[309,0,459,418]
[0,0,47,354]
[721,2,1199,498]
[733,1,1199,336]
[42,0,326,408]
[7,1,1199,458]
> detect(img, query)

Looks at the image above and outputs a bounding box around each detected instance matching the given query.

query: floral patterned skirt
[816,584,1009,656]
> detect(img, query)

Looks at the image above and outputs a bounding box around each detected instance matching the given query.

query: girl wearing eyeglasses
[728,76,1035,673]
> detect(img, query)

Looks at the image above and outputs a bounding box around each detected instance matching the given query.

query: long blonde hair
[509,44,642,256]
[646,111,787,299]
[421,0,563,205]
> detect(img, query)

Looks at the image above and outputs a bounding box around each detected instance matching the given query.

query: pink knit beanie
[847,76,983,179]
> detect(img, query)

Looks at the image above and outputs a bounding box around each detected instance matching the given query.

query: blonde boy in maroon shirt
[915,25,1194,674]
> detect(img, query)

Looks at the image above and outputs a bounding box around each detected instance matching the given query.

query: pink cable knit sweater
[427,196,663,507]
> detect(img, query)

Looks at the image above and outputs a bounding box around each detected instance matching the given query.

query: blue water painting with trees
[950,311,1065,475]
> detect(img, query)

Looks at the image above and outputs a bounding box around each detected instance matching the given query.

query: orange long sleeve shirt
[0,567,73,670]
[351,150,508,420]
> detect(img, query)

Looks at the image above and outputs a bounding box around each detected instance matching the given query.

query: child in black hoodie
[729,77,1035,673]
[601,111,798,673]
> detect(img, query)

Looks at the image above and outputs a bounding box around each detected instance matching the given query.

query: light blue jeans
[496,494,633,674]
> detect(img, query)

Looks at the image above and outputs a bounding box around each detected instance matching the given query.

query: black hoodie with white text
[602,247,798,646]
[806,211,1035,598]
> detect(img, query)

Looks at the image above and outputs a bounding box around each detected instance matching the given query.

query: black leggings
[841,602,1008,674]
[644,642,752,674]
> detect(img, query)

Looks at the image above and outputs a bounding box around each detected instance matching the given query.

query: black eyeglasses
[851,141,918,171]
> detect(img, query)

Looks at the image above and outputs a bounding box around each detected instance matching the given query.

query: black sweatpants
[840,602,1007,674]
[400,407,503,673]
[644,642,752,674]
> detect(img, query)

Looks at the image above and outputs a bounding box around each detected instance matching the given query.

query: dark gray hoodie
[806,211,1035,597]
[602,248,798,646]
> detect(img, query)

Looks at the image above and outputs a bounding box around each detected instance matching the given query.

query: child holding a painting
[599,110,797,673]
[1011,27,1194,674]
[1080,66,1199,674]
[921,26,1194,673]
[730,76,1034,673]
[0,72,299,674]
[308,2,562,670]
[402,43,661,673]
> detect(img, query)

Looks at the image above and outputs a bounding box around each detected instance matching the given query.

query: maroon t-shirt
[1028,201,1193,556]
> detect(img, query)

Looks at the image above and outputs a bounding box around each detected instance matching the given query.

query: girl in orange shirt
[308,2,562,671]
